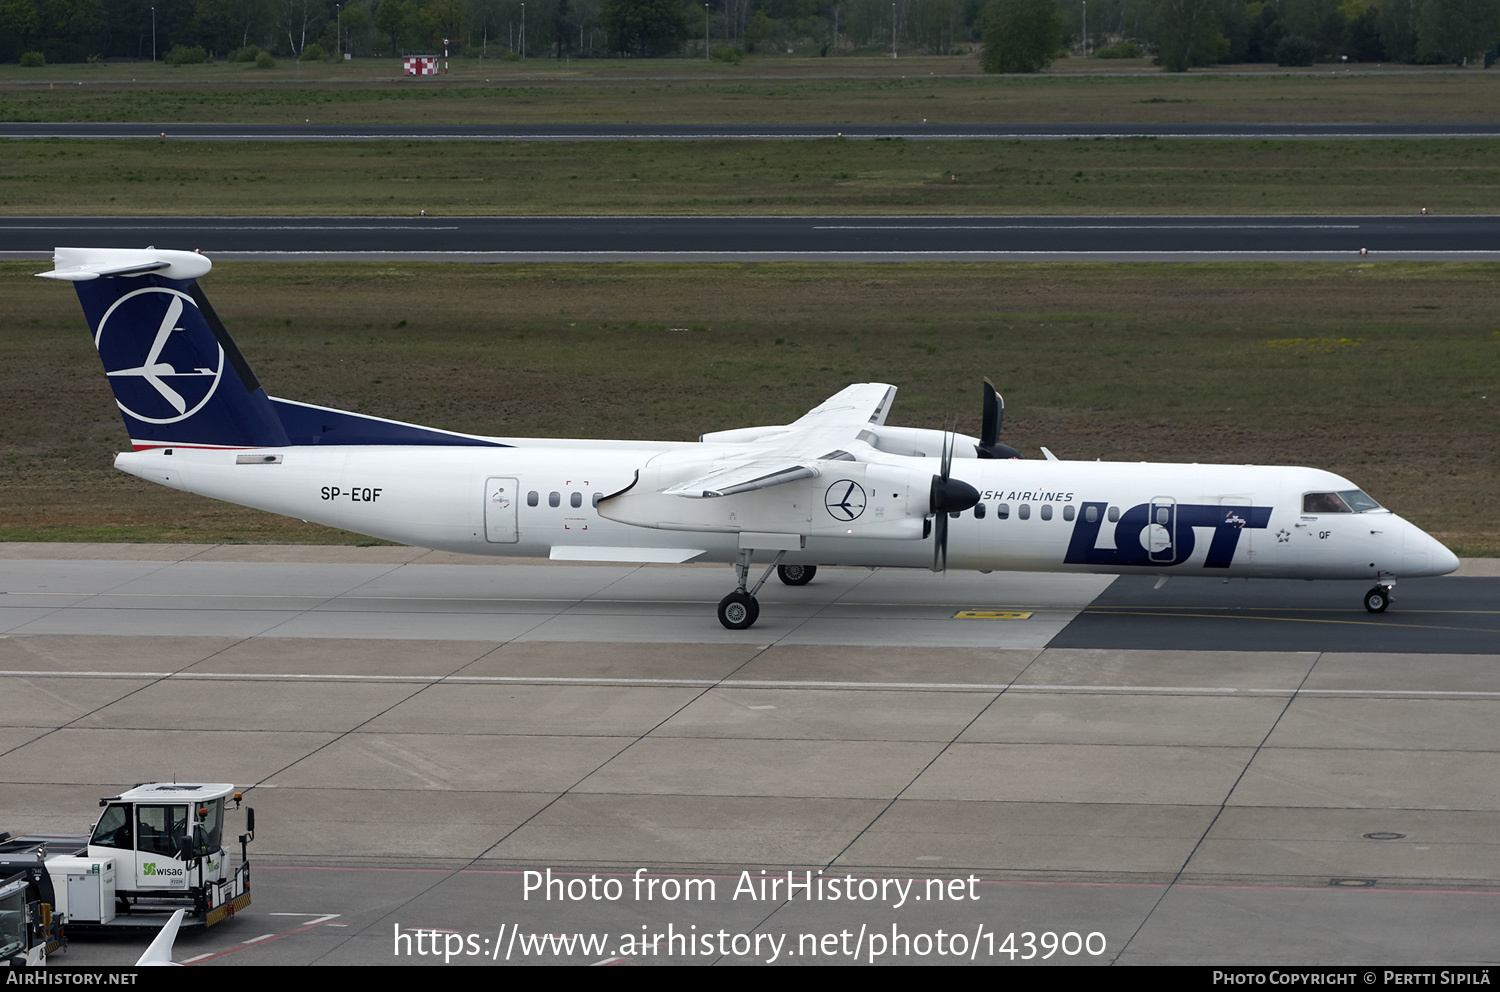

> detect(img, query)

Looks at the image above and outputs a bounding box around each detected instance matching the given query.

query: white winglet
[37,247,212,282]
[135,908,186,966]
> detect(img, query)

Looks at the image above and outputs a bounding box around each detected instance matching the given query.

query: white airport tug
[1,783,253,961]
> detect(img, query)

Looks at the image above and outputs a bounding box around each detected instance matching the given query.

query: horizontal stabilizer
[549,546,706,563]
[37,247,213,283]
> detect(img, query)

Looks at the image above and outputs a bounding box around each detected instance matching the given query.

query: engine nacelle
[599,460,929,540]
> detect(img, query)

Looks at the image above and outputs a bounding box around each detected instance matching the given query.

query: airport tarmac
[1,544,1496,967]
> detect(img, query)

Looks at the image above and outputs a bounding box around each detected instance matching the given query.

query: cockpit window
[1303,492,1351,514]
[1304,490,1382,514]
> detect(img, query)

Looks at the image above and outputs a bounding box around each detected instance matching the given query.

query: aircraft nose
[1403,520,1461,576]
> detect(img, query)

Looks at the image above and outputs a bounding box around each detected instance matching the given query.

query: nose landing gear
[1364,575,1395,613]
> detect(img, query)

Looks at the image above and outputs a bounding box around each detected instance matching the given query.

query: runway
[2,545,1496,966]
[7,122,1500,141]
[7,214,1497,262]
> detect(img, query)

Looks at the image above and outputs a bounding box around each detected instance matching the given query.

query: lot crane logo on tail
[96,287,224,425]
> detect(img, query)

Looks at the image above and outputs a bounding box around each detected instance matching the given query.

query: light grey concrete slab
[573,739,944,800]
[0,608,77,631]
[654,688,994,742]
[0,675,157,727]
[1307,652,1500,694]
[1230,749,1500,811]
[0,727,45,756]
[71,679,421,732]
[0,634,239,672]
[249,787,558,860]
[1020,647,1318,690]
[829,570,1116,608]
[960,692,1289,747]
[353,564,638,601]
[1119,885,1500,965]
[189,637,500,677]
[103,561,402,598]
[0,560,175,593]
[1186,807,1500,884]
[838,799,1219,876]
[10,608,303,638]
[362,683,703,737]
[906,743,1256,805]
[511,614,800,645]
[489,794,890,867]
[1267,696,1500,751]
[774,616,1073,649]
[0,594,93,608]
[268,732,632,793]
[260,610,554,641]
[730,645,1041,687]
[0,544,217,561]
[1,727,337,785]
[0,782,129,834]
[457,641,760,682]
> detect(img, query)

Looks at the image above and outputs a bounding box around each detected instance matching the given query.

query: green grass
[2,57,1499,124]
[5,137,1499,215]
[3,260,1496,552]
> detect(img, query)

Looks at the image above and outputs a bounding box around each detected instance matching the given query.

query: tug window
[527,491,538,507]
[548,491,560,508]
[571,492,582,508]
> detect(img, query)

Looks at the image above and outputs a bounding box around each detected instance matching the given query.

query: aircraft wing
[789,382,897,428]
[659,383,897,498]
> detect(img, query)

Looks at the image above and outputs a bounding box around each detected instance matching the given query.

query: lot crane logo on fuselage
[96,287,224,425]
[825,480,867,521]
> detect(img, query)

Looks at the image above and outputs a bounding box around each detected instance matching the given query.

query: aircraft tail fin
[41,247,290,450]
[135,908,185,966]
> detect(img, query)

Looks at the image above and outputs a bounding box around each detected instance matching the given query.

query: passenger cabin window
[1108,506,1120,523]
[974,503,986,519]
[1156,507,1171,525]
[1040,505,1053,521]
[527,491,538,507]
[570,492,582,508]
[548,492,560,508]
[592,493,603,508]
[997,503,1010,519]
[1064,505,1075,522]
[1018,504,1031,520]
[1085,506,1098,524]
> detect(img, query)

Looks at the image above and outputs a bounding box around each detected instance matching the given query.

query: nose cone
[1402,519,1461,576]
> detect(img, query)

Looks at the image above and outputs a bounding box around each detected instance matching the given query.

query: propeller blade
[932,509,946,571]
[976,379,1024,460]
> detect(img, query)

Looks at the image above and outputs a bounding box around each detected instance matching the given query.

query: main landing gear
[718,552,818,629]
[1364,574,1395,613]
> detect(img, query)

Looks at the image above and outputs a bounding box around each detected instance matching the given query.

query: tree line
[4,0,1496,67]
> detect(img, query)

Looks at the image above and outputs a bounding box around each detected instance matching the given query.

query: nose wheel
[1364,584,1393,613]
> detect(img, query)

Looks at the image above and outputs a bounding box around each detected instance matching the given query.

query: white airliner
[41,247,1459,628]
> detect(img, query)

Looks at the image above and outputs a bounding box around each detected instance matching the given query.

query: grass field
[4,260,1495,554]
[3,57,1499,124]
[5,137,1498,215]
